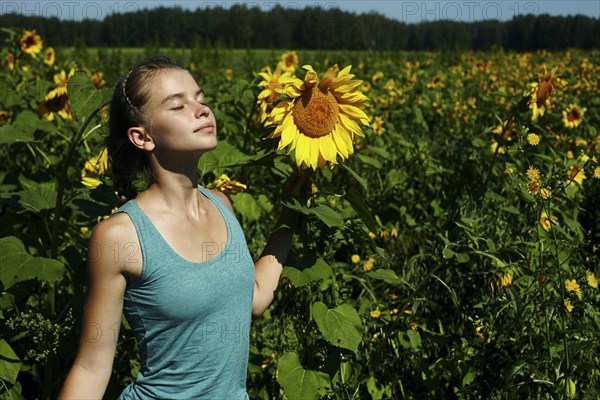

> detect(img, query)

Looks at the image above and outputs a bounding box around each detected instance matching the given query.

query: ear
[128,126,155,151]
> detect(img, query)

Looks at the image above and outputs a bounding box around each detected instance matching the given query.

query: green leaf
[345,186,377,233]
[367,269,401,284]
[13,187,57,213]
[340,163,368,191]
[224,149,277,168]
[231,192,263,220]
[277,352,331,400]
[310,204,344,228]
[311,302,363,353]
[413,105,429,131]
[67,72,112,120]
[282,258,332,287]
[284,198,344,228]
[367,376,388,400]
[198,140,247,177]
[0,110,54,144]
[0,237,65,290]
[0,339,21,385]
[399,329,422,351]
[356,153,382,169]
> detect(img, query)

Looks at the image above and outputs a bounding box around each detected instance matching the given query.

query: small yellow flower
[80,227,90,235]
[7,52,15,70]
[368,231,376,240]
[527,166,541,181]
[564,299,574,313]
[225,68,234,81]
[363,257,375,272]
[505,168,514,175]
[212,174,247,196]
[370,310,381,318]
[475,326,485,340]
[409,322,418,330]
[593,166,600,179]
[527,133,540,146]
[539,187,552,199]
[91,71,106,88]
[372,116,385,136]
[20,29,43,56]
[539,210,558,232]
[587,274,598,289]
[565,279,582,298]
[351,254,361,264]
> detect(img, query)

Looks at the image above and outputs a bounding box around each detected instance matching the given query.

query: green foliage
[1,27,599,400]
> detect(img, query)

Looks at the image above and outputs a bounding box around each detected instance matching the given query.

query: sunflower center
[566,108,581,122]
[536,81,553,105]
[293,85,339,138]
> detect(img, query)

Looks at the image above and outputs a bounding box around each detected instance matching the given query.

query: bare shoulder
[209,189,234,213]
[88,211,139,276]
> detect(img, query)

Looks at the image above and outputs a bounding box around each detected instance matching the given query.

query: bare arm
[59,215,134,399]
[212,172,307,316]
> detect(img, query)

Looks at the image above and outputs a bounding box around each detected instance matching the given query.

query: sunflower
[492,120,514,141]
[40,86,72,121]
[256,67,293,123]
[562,104,584,128]
[266,64,370,170]
[525,66,565,121]
[20,30,43,56]
[81,147,110,188]
[40,69,75,120]
[44,47,55,66]
[277,51,299,73]
[567,165,586,186]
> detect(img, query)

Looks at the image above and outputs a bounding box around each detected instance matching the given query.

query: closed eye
[171,105,184,110]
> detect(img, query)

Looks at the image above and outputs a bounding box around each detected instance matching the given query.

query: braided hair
[107,56,184,200]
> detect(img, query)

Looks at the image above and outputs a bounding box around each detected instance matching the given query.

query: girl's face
[141,68,217,155]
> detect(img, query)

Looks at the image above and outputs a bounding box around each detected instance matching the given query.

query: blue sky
[2,0,598,22]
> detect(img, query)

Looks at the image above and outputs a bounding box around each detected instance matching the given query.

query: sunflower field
[1,28,599,399]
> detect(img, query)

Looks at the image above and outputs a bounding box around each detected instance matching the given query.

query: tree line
[1,5,599,51]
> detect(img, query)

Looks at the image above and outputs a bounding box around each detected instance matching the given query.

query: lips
[194,123,214,133]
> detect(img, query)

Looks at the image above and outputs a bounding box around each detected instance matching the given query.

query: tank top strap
[111,200,163,279]
[197,187,236,227]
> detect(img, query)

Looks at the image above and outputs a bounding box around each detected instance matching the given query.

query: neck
[139,154,204,213]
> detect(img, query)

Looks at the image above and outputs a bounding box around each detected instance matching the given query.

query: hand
[275,170,310,233]
[282,169,310,200]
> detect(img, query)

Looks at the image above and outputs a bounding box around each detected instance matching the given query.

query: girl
[59,56,304,399]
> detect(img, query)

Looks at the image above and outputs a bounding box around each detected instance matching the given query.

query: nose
[194,102,209,118]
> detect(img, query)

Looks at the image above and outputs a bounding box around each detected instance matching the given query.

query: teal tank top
[114,187,255,399]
